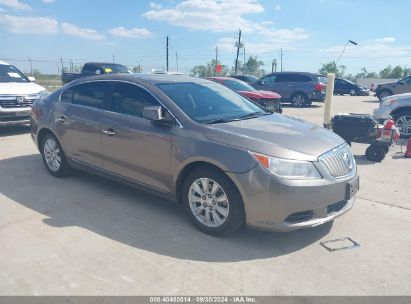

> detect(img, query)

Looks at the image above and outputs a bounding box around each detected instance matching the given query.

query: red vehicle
[206,77,282,113]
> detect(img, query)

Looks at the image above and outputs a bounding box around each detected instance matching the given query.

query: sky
[0,0,410,75]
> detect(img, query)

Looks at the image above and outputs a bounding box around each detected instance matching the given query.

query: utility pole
[60,57,64,73]
[272,59,277,73]
[234,29,242,75]
[69,59,73,72]
[112,54,115,63]
[176,52,179,72]
[56,63,60,74]
[215,45,219,76]
[243,45,246,75]
[166,36,169,72]
[280,48,283,72]
[28,57,33,75]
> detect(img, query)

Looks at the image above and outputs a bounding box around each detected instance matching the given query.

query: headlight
[380,98,397,106]
[249,151,321,180]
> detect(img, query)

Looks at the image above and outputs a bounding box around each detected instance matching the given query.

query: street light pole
[336,40,358,64]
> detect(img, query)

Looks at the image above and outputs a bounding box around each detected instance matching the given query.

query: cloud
[149,2,162,9]
[42,0,55,3]
[0,0,31,10]
[61,22,105,40]
[0,13,58,34]
[375,37,396,44]
[108,26,152,38]
[274,4,281,11]
[144,0,264,32]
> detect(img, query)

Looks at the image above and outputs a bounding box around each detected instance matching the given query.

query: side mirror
[28,76,36,82]
[143,106,175,125]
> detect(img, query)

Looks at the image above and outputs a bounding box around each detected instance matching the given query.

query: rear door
[56,81,108,168]
[254,74,286,96]
[101,81,173,193]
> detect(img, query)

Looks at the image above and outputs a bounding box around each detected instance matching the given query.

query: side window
[60,87,74,103]
[110,83,159,118]
[261,75,276,84]
[404,76,411,84]
[276,74,292,82]
[286,74,311,82]
[72,82,107,109]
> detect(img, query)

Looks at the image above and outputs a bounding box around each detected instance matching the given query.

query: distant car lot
[0,94,410,295]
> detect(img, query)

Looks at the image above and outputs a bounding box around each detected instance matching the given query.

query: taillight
[315,83,326,91]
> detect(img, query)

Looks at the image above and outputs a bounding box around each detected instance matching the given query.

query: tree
[244,56,265,77]
[379,66,393,78]
[319,61,341,77]
[338,65,347,77]
[190,59,228,77]
[390,66,404,79]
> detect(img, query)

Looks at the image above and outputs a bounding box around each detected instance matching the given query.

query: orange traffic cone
[406,137,411,158]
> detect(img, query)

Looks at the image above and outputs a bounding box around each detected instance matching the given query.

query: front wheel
[182,168,245,235]
[349,89,357,96]
[377,89,392,101]
[41,133,71,177]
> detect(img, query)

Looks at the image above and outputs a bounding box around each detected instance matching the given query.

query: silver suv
[375,76,411,101]
[0,60,48,126]
[30,74,358,235]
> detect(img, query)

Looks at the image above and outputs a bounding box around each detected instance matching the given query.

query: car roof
[268,71,318,76]
[68,73,210,86]
[205,77,236,81]
[0,60,10,66]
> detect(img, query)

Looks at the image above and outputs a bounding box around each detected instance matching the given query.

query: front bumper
[227,164,357,232]
[0,106,31,126]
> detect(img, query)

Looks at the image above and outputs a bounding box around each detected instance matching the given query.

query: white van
[0,60,48,126]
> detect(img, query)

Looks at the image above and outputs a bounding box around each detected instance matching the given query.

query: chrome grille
[0,95,38,108]
[319,144,356,178]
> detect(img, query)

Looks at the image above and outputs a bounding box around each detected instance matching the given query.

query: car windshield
[101,64,131,73]
[0,65,29,83]
[222,79,256,92]
[156,81,266,124]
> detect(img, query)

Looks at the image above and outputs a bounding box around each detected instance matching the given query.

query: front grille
[0,95,37,108]
[285,210,314,223]
[327,200,348,214]
[319,144,355,178]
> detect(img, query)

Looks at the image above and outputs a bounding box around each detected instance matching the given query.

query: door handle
[103,128,117,136]
[56,115,66,123]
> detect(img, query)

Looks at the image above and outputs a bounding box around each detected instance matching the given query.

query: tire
[393,109,411,138]
[365,145,386,162]
[290,93,308,108]
[41,133,71,177]
[182,167,245,235]
[377,89,392,101]
[349,89,357,96]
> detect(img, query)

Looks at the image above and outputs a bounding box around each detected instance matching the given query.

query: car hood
[0,82,46,95]
[205,114,345,161]
[377,81,397,88]
[238,90,281,99]
[385,93,411,100]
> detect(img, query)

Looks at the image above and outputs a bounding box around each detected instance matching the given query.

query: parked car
[374,75,411,101]
[252,72,326,107]
[374,93,411,138]
[230,75,259,84]
[62,62,131,84]
[0,60,48,126]
[334,78,370,96]
[31,74,358,235]
[205,76,282,113]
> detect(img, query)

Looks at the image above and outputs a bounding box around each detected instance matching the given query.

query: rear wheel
[365,145,386,162]
[290,93,308,107]
[393,110,411,138]
[182,167,245,235]
[41,133,71,177]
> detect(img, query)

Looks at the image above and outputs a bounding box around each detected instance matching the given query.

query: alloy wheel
[396,114,411,137]
[43,138,62,172]
[188,178,229,228]
[292,94,306,107]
